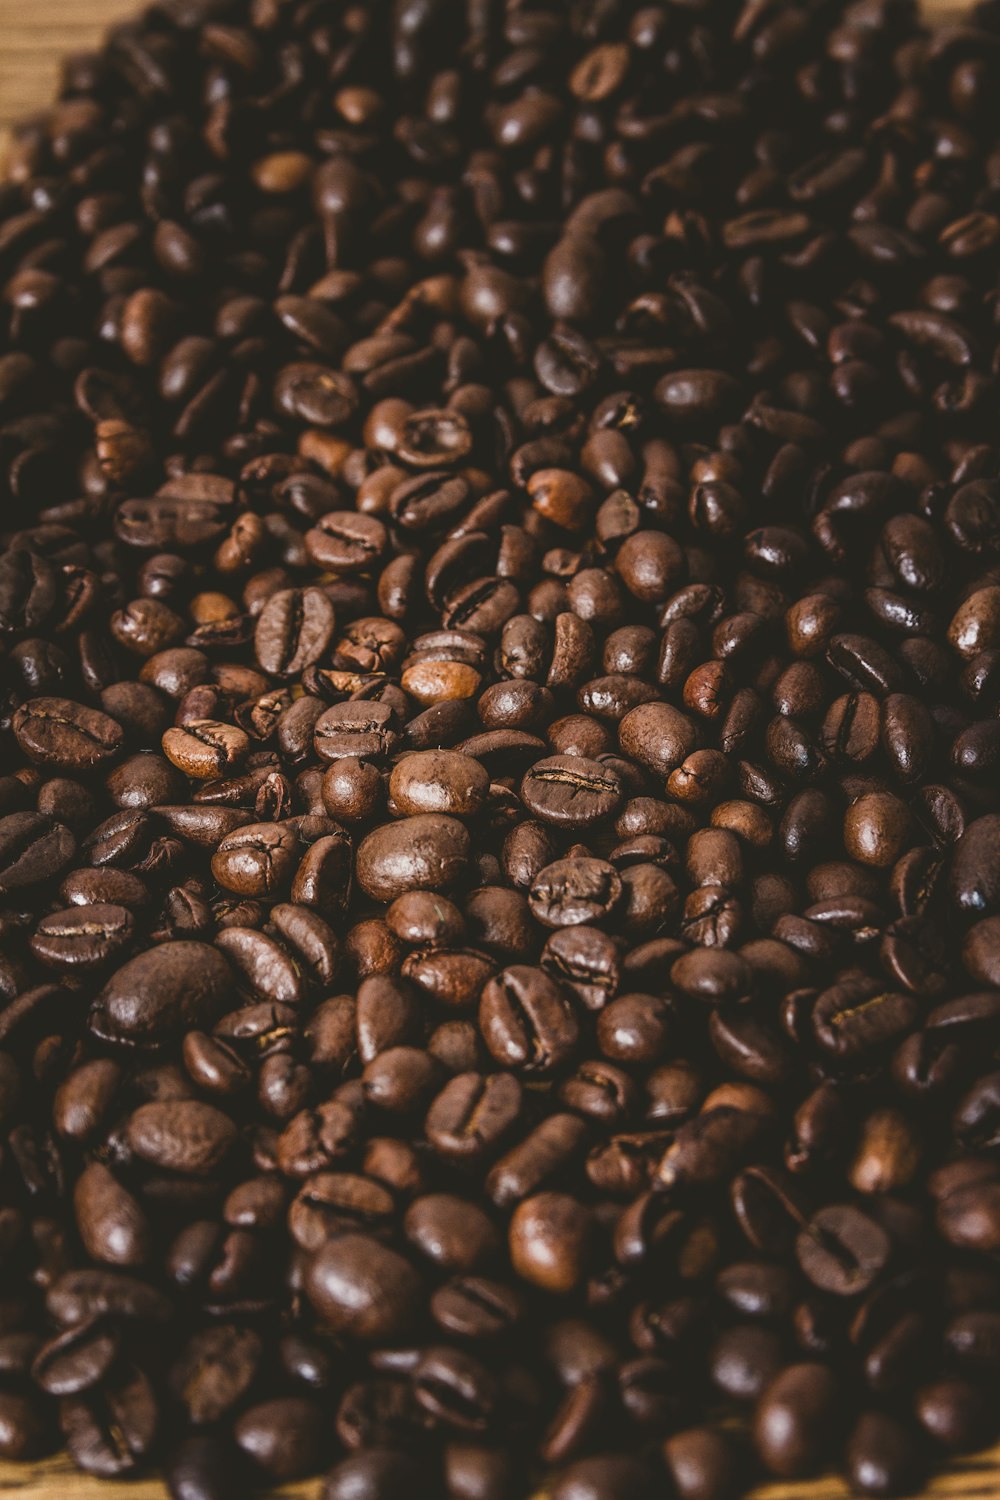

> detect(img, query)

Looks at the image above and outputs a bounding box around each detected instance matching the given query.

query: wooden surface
[0,0,991,1496]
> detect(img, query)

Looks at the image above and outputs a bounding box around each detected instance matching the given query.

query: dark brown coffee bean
[530,859,623,929]
[796,1205,891,1297]
[480,967,579,1075]
[13,697,124,772]
[426,1072,522,1161]
[125,1101,238,1175]
[509,1192,594,1294]
[170,1325,261,1425]
[520,756,622,828]
[60,1363,158,1476]
[0,807,76,893]
[90,942,233,1045]
[356,815,471,902]
[254,587,336,678]
[305,1234,422,1341]
[753,1363,839,1479]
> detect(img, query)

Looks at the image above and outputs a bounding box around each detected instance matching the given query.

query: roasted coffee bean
[305,1235,421,1342]
[125,1101,238,1175]
[254,588,336,678]
[31,903,134,971]
[846,1411,926,1498]
[4,3,1000,1494]
[796,1205,891,1297]
[520,757,622,828]
[234,1396,326,1481]
[13,698,123,773]
[479,967,579,1075]
[753,1363,839,1479]
[59,1363,158,1476]
[32,1320,120,1398]
[530,859,623,929]
[90,942,233,1046]
[426,1072,522,1162]
[390,751,489,818]
[509,1192,595,1294]
[165,1434,245,1500]
[170,1325,262,1425]
[0,811,76,892]
[356,815,471,903]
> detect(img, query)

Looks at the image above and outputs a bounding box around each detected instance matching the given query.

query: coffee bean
[31,903,134,971]
[59,1363,158,1476]
[390,750,489,817]
[550,1455,653,1500]
[356,815,471,902]
[753,1363,839,1479]
[663,1428,741,1500]
[125,1101,238,1175]
[234,1396,326,1481]
[90,942,233,1045]
[846,1411,926,1498]
[426,1072,522,1161]
[166,1434,245,1500]
[530,858,623,929]
[479,966,579,1074]
[170,1325,261,1425]
[0,811,76,892]
[211,823,301,897]
[509,1192,594,1294]
[796,1205,891,1297]
[323,1449,425,1500]
[305,1234,422,1342]
[32,1319,120,1397]
[0,1392,46,1460]
[520,756,622,828]
[5,3,1000,1493]
[74,1162,151,1267]
[162,721,250,780]
[314,702,402,762]
[13,697,123,773]
[254,587,336,678]
[431,1276,525,1341]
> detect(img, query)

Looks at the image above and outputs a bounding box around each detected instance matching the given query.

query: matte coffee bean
[254,588,336,678]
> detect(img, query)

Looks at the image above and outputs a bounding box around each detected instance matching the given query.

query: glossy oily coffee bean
[479,967,579,1075]
[305,1235,422,1342]
[4,2,1000,1494]
[13,698,124,773]
[520,757,622,828]
[89,942,233,1045]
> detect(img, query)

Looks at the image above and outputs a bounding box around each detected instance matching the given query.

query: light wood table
[0,0,991,1494]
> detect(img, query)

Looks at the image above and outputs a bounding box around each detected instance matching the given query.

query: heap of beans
[2,0,1000,1496]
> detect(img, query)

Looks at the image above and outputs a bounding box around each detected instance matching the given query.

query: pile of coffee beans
[2,0,1000,1495]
